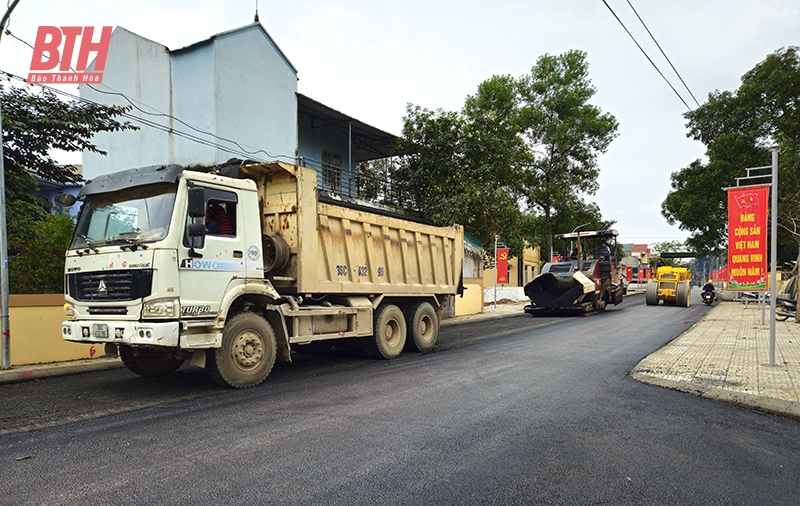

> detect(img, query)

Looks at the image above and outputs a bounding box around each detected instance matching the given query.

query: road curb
[630,371,800,421]
[0,357,124,385]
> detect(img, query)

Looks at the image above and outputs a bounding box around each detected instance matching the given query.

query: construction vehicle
[60,161,464,388]
[524,229,625,316]
[645,252,694,307]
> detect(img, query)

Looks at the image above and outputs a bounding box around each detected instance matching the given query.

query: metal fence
[298,157,420,216]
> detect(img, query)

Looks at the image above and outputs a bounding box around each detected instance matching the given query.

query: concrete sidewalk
[632,299,800,420]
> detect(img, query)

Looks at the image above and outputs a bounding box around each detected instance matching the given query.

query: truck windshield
[70,183,177,250]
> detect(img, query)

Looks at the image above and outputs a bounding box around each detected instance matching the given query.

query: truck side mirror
[187,187,206,218]
[55,193,77,207]
[187,222,206,237]
[186,222,205,258]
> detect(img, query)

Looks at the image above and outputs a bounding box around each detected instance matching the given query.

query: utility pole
[0,0,22,369]
[769,148,778,366]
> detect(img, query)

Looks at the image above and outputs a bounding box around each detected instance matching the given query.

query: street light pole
[769,148,778,366]
[0,0,22,369]
[0,93,8,370]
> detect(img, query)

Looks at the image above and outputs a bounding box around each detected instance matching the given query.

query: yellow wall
[455,280,484,316]
[8,294,101,366]
[9,286,487,366]
[484,246,541,288]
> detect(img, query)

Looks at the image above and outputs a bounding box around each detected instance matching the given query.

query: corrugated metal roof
[298,93,398,161]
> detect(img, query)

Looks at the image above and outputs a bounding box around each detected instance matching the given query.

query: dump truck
[523,229,625,316]
[60,161,464,388]
[645,252,694,307]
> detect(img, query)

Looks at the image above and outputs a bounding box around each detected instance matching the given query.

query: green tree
[537,197,611,257]
[662,47,800,268]
[1,84,135,293]
[649,240,688,255]
[392,51,617,258]
[517,50,619,256]
[394,75,527,253]
[10,212,75,293]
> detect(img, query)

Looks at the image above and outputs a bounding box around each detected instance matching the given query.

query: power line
[4,30,295,163]
[1,71,274,164]
[600,0,692,112]
[625,0,701,108]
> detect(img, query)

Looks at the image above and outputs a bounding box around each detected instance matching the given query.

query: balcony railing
[298,157,423,219]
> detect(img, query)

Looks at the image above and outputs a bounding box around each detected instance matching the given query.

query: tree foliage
[1,84,135,293]
[517,50,619,255]
[9,212,75,293]
[662,46,800,265]
[392,50,618,257]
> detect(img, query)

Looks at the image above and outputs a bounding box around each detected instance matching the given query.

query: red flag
[727,185,769,291]
[496,248,509,284]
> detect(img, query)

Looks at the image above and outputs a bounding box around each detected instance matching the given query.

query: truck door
[179,188,246,319]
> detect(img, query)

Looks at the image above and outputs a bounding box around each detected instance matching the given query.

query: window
[184,188,238,248]
[205,200,236,236]
[321,150,342,194]
[71,182,177,249]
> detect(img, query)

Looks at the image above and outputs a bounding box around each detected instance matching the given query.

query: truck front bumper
[62,321,180,347]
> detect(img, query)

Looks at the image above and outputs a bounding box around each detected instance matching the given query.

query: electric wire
[600,0,692,111]
[4,30,295,163]
[625,0,701,108]
[1,70,272,163]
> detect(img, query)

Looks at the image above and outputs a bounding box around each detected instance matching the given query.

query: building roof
[632,244,650,253]
[170,22,297,74]
[297,93,398,161]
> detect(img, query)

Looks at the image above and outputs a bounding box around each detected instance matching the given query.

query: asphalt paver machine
[524,229,625,316]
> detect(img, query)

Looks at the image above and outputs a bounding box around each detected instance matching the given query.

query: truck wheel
[677,281,691,307]
[119,345,183,377]
[208,312,277,388]
[645,280,658,306]
[364,304,406,359]
[404,301,438,352]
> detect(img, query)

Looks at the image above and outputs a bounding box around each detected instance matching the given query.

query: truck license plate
[92,324,108,339]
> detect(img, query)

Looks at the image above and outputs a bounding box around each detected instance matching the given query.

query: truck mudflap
[62,320,180,347]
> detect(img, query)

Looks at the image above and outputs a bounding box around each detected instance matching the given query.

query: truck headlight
[64,303,76,320]
[142,297,180,318]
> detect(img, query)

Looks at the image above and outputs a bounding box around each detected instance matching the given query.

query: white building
[81,23,396,185]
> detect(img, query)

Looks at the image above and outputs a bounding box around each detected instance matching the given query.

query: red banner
[496,248,509,284]
[727,185,769,290]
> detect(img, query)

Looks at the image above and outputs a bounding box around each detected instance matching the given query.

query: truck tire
[207,312,277,388]
[363,304,406,359]
[676,281,691,307]
[645,280,658,306]
[119,345,183,377]
[404,301,438,353]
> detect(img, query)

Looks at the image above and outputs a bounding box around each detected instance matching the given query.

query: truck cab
[62,164,279,384]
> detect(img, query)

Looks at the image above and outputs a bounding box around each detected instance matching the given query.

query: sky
[0,0,798,246]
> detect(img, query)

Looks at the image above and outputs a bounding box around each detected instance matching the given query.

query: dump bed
[241,162,464,296]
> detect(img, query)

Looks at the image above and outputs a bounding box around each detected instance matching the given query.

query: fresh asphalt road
[3,291,800,505]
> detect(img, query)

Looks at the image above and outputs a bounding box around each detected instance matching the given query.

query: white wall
[81,24,298,178]
[82,27,172,180]
[214,28,297,164]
